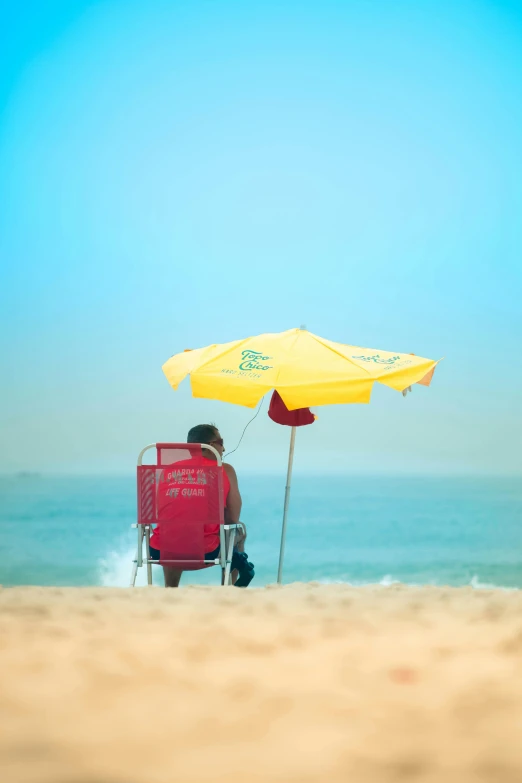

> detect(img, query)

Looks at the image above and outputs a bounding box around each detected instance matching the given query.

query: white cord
[224,397,265,458]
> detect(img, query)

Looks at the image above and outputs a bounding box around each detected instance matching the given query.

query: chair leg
[130,548,139,587]
[145,526,153,586]
[131,525,144,587]
[137,525,144,567]
[223,528,237,585]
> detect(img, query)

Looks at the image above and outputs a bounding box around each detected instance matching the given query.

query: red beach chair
[130,442,243,586]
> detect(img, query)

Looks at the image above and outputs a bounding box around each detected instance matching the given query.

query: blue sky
[1,0,521,475]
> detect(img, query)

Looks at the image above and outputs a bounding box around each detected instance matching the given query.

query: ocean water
[1,474,521,589]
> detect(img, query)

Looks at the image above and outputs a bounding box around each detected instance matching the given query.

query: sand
[1,583,522,783]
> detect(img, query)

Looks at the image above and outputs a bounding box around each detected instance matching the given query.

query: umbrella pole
[277,426,296,584]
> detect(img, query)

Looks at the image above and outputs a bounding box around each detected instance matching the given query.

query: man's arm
[223,462,242,523]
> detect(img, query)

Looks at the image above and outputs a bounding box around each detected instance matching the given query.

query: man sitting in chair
[148,424,255,588]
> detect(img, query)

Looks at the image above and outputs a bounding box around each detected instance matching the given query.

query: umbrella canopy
[162,328,440,408]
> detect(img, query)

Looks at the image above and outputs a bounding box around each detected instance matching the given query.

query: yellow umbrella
[163,327,439,408]
[162,328,440,581]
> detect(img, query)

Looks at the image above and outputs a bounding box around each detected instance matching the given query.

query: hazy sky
[1,0,521,476]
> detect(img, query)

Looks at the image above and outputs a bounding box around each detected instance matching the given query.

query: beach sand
[1,584,522,783]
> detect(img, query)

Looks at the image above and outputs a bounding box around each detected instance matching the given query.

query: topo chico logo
[352,354,401,365]
[239,350,273,371]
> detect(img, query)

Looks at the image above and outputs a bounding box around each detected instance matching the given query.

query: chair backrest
[137,443,225,565]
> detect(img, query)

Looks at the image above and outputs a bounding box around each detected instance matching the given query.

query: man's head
[187,423,224,459]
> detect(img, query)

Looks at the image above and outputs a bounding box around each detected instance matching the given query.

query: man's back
[152,456,230,553]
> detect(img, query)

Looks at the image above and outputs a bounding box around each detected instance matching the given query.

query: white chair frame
[130,443,244,587]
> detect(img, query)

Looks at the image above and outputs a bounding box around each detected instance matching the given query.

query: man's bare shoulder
[223,462,237,478]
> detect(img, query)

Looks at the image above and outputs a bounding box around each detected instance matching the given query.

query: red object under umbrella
[267,391,316,582]
[268,390,316,427]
